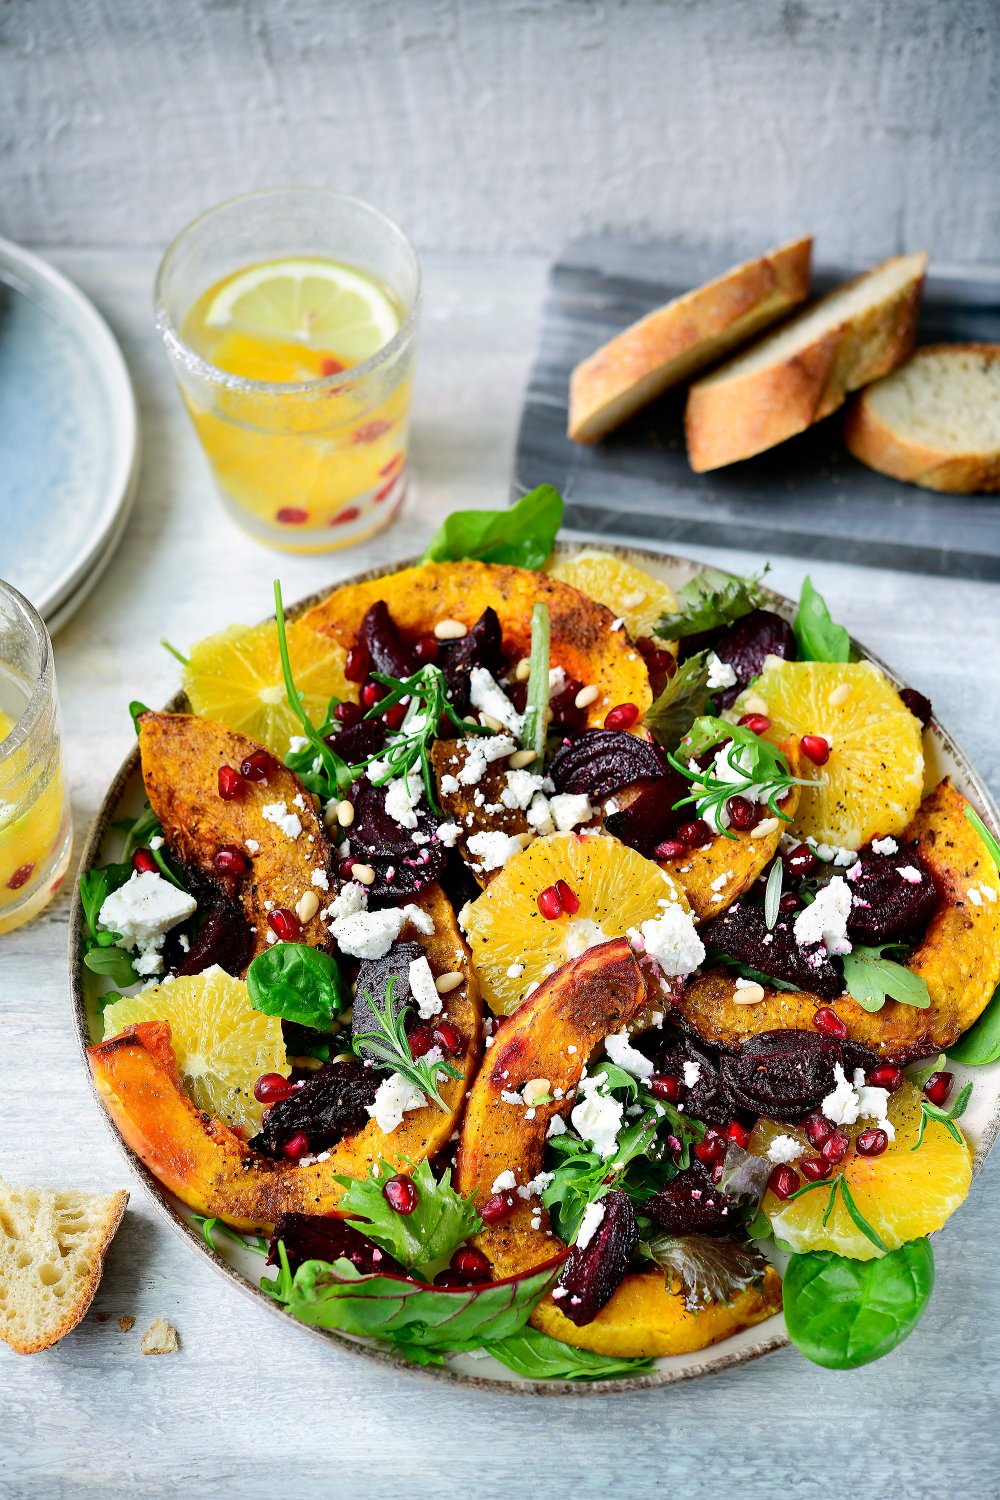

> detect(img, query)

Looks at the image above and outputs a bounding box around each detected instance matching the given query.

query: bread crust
[568,236,812,444]
[844,342,1000,493]
[685,253,927,472]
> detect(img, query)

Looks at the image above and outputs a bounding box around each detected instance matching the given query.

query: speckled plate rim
[67,541,1000,1396]
[0,236,140,625]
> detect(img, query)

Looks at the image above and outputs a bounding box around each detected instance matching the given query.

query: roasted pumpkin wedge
[138,711,335,967]
[455,937,781,1357]
[88,884,482,1230]
[675,779,1000,1060]
[300,560,652,728]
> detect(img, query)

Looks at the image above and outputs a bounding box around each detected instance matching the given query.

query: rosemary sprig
[358,664,489,815]
[667,717,810,839]
[788,1175,889,1252]
[912,1079,972,1151]
[274,580,354,797]
[353,977,463,1111]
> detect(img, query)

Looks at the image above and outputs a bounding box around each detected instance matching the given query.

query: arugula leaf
[422,485,563,570]
[336,1159,481,1277]
[246,943,350,1030]
[192,1214,268,1256]
[643,651,712,752]
[950,985,1000,1065]
[484,1326,653,1381]
[83,945,139,987]
[842,941,930,1013]
[655,568,768,640]
[638,1234,770,1312]
[521,602,550,757]
[793,577,850,664]
[782,1240,935,1369]
[912,1079,972,1151]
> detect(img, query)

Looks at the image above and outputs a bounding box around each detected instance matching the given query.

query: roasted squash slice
[675,780,1000,1060]
[455,938,781,1357]
[138,711,334,967]
[88,884,482,1230]
[300,561,652,728]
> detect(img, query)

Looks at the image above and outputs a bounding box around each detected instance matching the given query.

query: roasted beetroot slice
[349,776,439,860]
[353,940,424,1060]
[441,607,503,714]
[645,1164,740,1237]
[329,719,387,765]
[718,1030,879,1123]
[556,1189,637,1326]
[654,1034,735,1126]
[248,1058,384,1158]
[899,687,932,728]
[701,902,843,1000]
[358,600,414,679]
[550,730,665,798]
[604,769,692,857]
[268,1212,407,1278]
[368,844,448,904]
[713,608,796,708]
[846,844,938,943]
[168,899,254,978]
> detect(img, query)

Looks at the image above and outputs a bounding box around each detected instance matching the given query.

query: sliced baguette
[0,1177,128,1354]
[845,343,1000,493]
[685,251,928,471]
[568,236,812,444]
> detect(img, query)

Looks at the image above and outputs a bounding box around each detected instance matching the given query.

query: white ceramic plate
[68,544,1000,1394]
[0,238,139,630]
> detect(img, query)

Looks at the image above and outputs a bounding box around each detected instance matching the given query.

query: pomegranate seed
[383,1175,418,1214]
[338,857,356,880]
[678,819,714,849]
[480,1192,518,1224]
[353,419,392,445]
[282,1131,310,1160]
[276,507,308,525]
[856,1127,889,1157]
[800,1156,832,1181]
[653,838,687,860]
[636,639,675,676]
[867,1063,904,1092]
[131,848,158,874]
[813,1007,848,1039]
[334,700,362,726]
[768,1164,800,1200]
[433,1270,465,1287]
[268,908,301,942]
[604,702,639,731]
[345,643,371,683]
[923,1071,954,1107]
[820,1129,850,1166]
[800,734,831,766]
[320,357,344,376]
[383,702,407,731]
[254,1072,295,1104]
[694,1130,726,1165]
[433,1021,463,1057]
[241,750,278,783]
[380,451,404,478]
[726,795,759,832]
[738,713,771,735]
[804,1113,835,1148]
[330,506,361,527]
[375,474,401,503]
[409,1025,435,1058]
[450,1246,492,1283]
[214,845,248,877]
[779,892,800,912]
[649,1073,681,1102]
[218,764,245,800]
[783,842,817,877]
[412,636,440,665]
[7,862,35,890]
[555,879,580,915]
[361,680,385,711]
[726,1121,751,1149]
[538,885,563,920]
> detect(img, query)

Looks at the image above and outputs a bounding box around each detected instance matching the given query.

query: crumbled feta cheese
[526,793,555,835]
[331,901,432,958]
[467,830,526,872]
[706,652,737,690]
[604,1029,654,1080]
[178,932,190,954]
[548,666,568,700]
[570,1073,624,1158]
[549,793,593,832]
[576,1201,606,1250]
[384,775,422,830]
[456,734,518,787]
[245,838,260,854]
[682,1060,702,1088]
[546,1114,567,1139]
[292,792,307,812]
[325,882,367,922]
[517,1171,554,1200]
[610,617,625,632]
[440,774,460,796]
[408,955,443,1020]
[435,821,461,849]
[872,836,899,855]
[469,668,524,736]
[696,743,789,833]
[501,768,547,811]
[807,839,857,867]
[793,876,853,956]
[491,1169,517,1193]
[896,865,923,885]
[629,905,705,977]
[968,883,998,907]
[500,1089,525,1106]
[311,867,330,890]
[367,1073,427,1133]
[507,962,525,978]
[822,1062,861,1126]
[288,735,309,754]
[261,801,302,840]
[148,835,164,851]
[98,872,197,976]
[767,1134,805,1164]
[710,870,731,893]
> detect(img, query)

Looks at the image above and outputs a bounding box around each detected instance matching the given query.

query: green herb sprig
[913,1079,972,1152]
[521,602,550,758]
[667,717,808,839]
[654,567,769,640]
[274,579,354,801]
[353,977,462,1112]
[356,663,488,815]
[787,1175,889,1253]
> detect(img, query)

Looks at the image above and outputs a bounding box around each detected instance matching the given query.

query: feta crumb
[548,793,594,832]
[408,955,443,1019]
[311,866,330,890]
[767,1134,805,1164]
[331,900,432,958]
[148,835,164,851]
[793,876,853,956]
[288,735,309,754]
[440,774,460,796]
[610,617,625,632]
[709,870,731,893]
[628,905,705,977]
[872,836,899,855]
[807,839,857,867]
[245,838,260,854]
[384,775,422,830]
[706,652,738,690]
[526,793,555,836]
[469,668,524,736]
[548,666,567,700]
[506,962,525,978]
[576,1200,606,1250]
[501,768,547,811]
[604,1029,654,1080]
[325,882,367,922]
[546,1114,566,1139]
[822,1062,861,1126]
[367,1072,427,1133]
[896,865,923,885]
[98,872,197,975]
[517,1171,554,1200]
[682,1060,702,1088]
[456,734,518,787]
[570,1073,623,1158]
[467,830,526,872]
[491,1169,517,1193]
[261,801,302,840]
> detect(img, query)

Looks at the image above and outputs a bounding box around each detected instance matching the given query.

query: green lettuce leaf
[336,1158,481,1276]
[643,651,712,752]
[246,943,350,1030]
[655,568,767,639]
[793,577,850,663]
[484,1326,654,1380]
[422,485,563,570]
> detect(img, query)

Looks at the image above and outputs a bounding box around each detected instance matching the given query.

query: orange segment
[546,551,678,643]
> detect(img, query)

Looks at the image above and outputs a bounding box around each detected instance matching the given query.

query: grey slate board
[512,237,1000,579]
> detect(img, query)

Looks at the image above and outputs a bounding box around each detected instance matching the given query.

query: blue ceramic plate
[0,238,139,629]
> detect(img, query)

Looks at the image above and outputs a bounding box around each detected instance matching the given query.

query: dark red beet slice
[353,941,424,1060]
[713,608,796,708]
[165,898,254,978]
[550,730,665,798]
[645,1164,740,1237]
[718,1030,879,1123]
[248,1058,384,1158]
[441,607,503,714]
[846,843,938,943]
[899,687,932,728]
[358,600,414,679]
[329,719,387,766]
[268,1212,407,1277]
[347,776,447,902]
[653,1034,736,1126]
[556,1189,637,1326]
[700,902,843,1000]
[604,768,692,857]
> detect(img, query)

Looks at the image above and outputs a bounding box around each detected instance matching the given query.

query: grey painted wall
[2,0,999,263]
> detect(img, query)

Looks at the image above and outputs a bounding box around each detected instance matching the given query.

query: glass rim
[153,187,423,398]
[0,579,53,762]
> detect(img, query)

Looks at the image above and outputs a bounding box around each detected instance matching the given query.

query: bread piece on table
[685,251,928,471]
[568,236,812,444]
[844,343,1000,493]
[140,1317,179,1355]
[0,1177,128,1354]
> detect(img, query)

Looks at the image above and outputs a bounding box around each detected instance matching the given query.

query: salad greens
[654,567,768,639]
[638,1233,770,1312]
[782,1240,935,1369]
[842,940,931,1013]
[485,1326,653,1381]
[792,576,850,663]
[422,484,563,570]
[763,858,783,931]
[352,976,462,1112]
[667,717,807,837]
[643,650,712,752]
[337,1159,481,1277]
[360,664,488,815]
[913,1079,972,1152]
[521,602,550,758]
[246,943,350,1030]
[949,986,1000,1065]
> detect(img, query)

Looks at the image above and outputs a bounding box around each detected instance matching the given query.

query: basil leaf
[336,1159,481,1277]
[783,1240,935,1369]
[842,942,930,1013]
[246,943,350,1029]
[793,577,850,664]
[639,1233,770,1312]
[83,945,139,987]
[950,984,1000,1064]
[79,862,132,943]
[644,651,712,752]
[422,485,563,570]
[521,602,550,757]
[484,1326,653,1381]
[129,700,150,735]
[655,568,768,640]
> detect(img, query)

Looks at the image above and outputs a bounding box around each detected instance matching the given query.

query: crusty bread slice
[0,1177,128,1354]
[845,343,1000,493]
[685,251,928,471]
[568,236,812,444]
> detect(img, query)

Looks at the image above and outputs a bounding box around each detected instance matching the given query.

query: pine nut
[295,890,320,923]
[574,684,600,709]
[434,618,467,641]
[352,863,376,885]
[336,799,355,828]
[288,1054,325,1072]
[522,1077,551,1105]
[828,683,851,707]
[515,658,532,682]
[480,713,504,732]
[323,801,340,829]
[733,982,766,1005]
[435,971,464,994]
[750,817,781,839]
[508,748,537,769]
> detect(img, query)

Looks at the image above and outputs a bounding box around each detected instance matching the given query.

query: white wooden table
[4,249,1000,1500]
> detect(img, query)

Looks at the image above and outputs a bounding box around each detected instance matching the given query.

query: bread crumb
[119,1315,135,1333]
[140,1317,178,1355]
[95,1312,110,1324]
